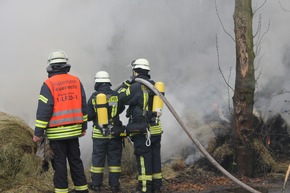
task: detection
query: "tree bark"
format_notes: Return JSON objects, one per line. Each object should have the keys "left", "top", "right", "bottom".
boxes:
{"left": 233, "top": 0, "right": 256, "bottom": 177}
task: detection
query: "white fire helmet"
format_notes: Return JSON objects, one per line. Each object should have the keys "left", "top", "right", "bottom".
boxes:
{"left": 47, "top": 50, "right": 69, "bottom": 64}
{"left": 131, "top": 58, "right": 150, "bottom": 71}
{"left": 94, "top": 71, "right": 111, "bottom": 83}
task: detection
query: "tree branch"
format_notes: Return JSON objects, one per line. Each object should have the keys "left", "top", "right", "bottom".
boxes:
{"left": 215, "top": 0, "right": 235, "bottom": 42}
{"left": 216, "top": 34, "right": 234, "bottom": 92}
{"left": 253, "top": 0, "right": 267, "bottom": 16}
{"left": 279, "top": 1, "right": 290, "bottom": 12}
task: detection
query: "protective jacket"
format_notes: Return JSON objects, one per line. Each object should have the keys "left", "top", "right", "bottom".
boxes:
{"left": 119, "top": 74, "right": 163, "bottom": 193}
{"left": 34, "top": 71, "right": 88, "bottom": 140}
{"left": 87, "top": 83, "right": 125, "bottom": 189}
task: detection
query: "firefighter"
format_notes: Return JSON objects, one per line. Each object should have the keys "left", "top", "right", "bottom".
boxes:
{"left": 87, "top": 71, "right": 125, "bottom": 193}
{"left": 32, "top": 50, "right": 89, "bottom": 193}
{"left": 119, "top": 59, "right": 163, "bottom": 193}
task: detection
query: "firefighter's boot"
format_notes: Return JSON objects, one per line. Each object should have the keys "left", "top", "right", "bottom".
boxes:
{"left": 88, "top": 183, "right": 101, "bottom": 192}
{"left": 152, "top": 189, "right": 161, "bottom": 193}
{"left": 111, "top": 186, "right": 121, "bottom": 193}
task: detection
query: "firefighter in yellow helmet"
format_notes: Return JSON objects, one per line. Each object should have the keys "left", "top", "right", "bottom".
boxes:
{"left": 87, "top": 71, "right": 125, "bottom": 193}
{"left": 119, "top": 59, "right": 164, "bottom": 193}
{"left": 33, "top": 50, "right": 89, "bottom": 193}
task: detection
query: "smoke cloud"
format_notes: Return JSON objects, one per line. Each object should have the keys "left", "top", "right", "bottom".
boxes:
{"left": 1, "top": 0, "right": 290, "bottom": 164}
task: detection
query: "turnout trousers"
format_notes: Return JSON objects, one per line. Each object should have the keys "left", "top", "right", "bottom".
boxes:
{"left": 131, "top": 134, "right": 162, "bottom": 193}
{"left": 50, "top": 138, "right": 88, "bottom": 193}
{"left": 90, "top": 137, "right": 123, "bottom": 188}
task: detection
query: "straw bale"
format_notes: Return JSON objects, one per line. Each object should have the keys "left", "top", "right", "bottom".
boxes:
{"left": 0, "top": 112, "right": 53, "bottom": 192}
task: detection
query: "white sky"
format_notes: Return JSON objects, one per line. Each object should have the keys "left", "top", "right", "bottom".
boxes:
{"left": 1, "top": 0, "right": 290, "bottom": 163}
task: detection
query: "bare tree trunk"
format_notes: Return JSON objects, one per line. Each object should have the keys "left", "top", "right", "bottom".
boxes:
{"left": 233, "top": 0, "right": 256, "bottom": 177}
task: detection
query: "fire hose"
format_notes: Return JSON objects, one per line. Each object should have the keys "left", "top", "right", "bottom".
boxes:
{"left": 134, "top": 78, "right": 261, "bottom": 193}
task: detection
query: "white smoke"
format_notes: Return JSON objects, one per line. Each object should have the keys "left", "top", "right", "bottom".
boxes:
{"left": 1, "top": 0, "right": 290, "bottom": 164}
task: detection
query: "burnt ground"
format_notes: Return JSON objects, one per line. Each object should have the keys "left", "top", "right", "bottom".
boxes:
{"left": 84, "top": 172, "right": 285, "bottom": 193}
{"left": 160, "top": 173, "right": 284, "bottom": 193}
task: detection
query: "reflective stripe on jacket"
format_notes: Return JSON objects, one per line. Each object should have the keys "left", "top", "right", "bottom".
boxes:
{"left": 45, "top": 74, "right": 84, "bottom": 139}
{"left": 47, "top": 123, "right": 83, "bottom": 140}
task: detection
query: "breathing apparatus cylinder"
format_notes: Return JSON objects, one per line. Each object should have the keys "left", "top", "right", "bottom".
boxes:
{"left": 96, "top": 93, "right": 108, "bottom": 125}
{"left": 152, "top": 81, "right": 165, "bottom": 117}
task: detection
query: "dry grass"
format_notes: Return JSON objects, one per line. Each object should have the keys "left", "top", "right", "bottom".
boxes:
{"left": 0, "top": 112, "right": 53, "bottom": 193}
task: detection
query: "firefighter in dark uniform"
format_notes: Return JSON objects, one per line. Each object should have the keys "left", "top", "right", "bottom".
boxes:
{"left": 87, "top": 71, "right": 125, "bottom": 193}
{"left": 119, "top": 59, "right": 163, "bottom": 193}
{"left": 33, "top": 50, "right": 89, "bottom": 193}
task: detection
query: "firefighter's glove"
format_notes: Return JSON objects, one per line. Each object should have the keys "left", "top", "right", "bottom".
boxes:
{"left": 122, "top": 77, "right": 134, "bottom": 89}
{"left": 118, "top": 77, "right": 134, "bottom": 93}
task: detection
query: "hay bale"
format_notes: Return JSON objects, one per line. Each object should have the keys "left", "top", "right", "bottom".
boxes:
{"left": 253, "top": 139, "right": 288, "bottom": 173}
{"left": 0, "top": 112, "right": 52, "bottom": 192}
